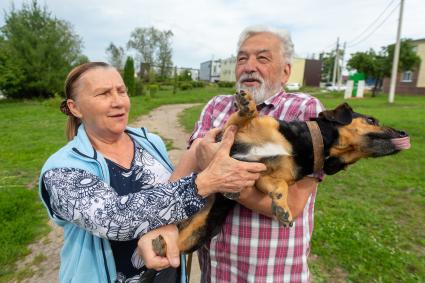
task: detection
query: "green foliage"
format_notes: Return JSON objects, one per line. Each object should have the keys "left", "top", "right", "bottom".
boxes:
{"left": 179, "top": 94, "right": 425, "bottom": 282}
{"left": 191, "top": 81, "right": 206, "bottom": 88}
{"left": 0, "top": 0, "right": 85, "bottom": 98}
{"left": 123, "top": 56, "right": 135, "bottom": 96}
{"left": 127, "top": 26, "right": 173, "bottom": 80}
{"left": 134, "top": 79, "right": 144, "bottom": 96}
{"left": 178, "top": 69, "right": 193, "bottom": 81}
{"left": 347, "top": 40, "right": 420, "bottom": 96}
{"left": 217, "top": 81, "right": 235, "bottom": 88}
{"left": 179, "top": 82, "right": 193, "bottom": 91}
{"left": 105, "top": 42, "right": 125, "bottom": 71}
{"left": 384, "top": 39, "right": 421, "bottom": 73}
{"left": 148, "top": 84, "right": 159, "bottom": 97}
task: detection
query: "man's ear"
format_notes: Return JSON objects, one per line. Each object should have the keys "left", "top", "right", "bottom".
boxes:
{"left": 67, "top": 99, "right": 83, "bottom": 118}
{"left": 319, "top": 103, "right": 352, "bottom": 125}
{"left": 281, "top": 63, "right": 291, "bottom": 85}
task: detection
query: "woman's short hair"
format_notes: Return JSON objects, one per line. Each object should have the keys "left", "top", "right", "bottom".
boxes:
{"left": 62, "top": 62, "right": 111, "bottom": 141}
{"left": 237, "top": 25, "right": 294, "bottom": 64}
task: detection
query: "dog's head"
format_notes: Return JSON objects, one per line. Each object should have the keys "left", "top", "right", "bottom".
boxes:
{"left": 317, "top": 103, "right": 410, "bottom": 175}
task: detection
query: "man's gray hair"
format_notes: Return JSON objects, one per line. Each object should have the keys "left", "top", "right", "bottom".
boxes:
{"left": 237, "top": 25, "right": 294, "bottom": 64}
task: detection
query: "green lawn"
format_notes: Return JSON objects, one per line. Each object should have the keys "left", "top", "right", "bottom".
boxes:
{"left": 0, "top": 85, "right": 232, "bottom": 281}
{"left": 179, "top": 93, "right": 425, "bottom": 282}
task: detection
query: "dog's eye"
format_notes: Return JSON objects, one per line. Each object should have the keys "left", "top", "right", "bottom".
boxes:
{"left": 367, "top": 117, "right": 378, "bottom": 125}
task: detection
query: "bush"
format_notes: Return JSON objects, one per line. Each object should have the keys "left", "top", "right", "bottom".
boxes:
{"left": 217, "top": 81, "right": 235, "bottom": 88}
{"left": 148, "top": 84, "right": 159, "bottom": 97}
{"left": 134, "top": 79, "right": 144, "bottom": 96}
{"left": 191, "top": 81, "right": 205, "bottom": 88}
{"left": 179, "top": 82, "right": 193, "bottom": 91}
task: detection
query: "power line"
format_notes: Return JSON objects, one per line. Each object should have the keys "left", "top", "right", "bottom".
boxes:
{"left": 347, "top": 2, "right": 400, "bottom": 48}
{"left": 346, "top": 0, "right": 398, "bottom": 45}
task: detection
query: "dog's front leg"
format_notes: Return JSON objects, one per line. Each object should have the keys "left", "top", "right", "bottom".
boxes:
{"left": 224, "top": 90, "right": 258, "bottom": 130}
{"left": 256, "top": 176, "right": 293, "bottom": 227}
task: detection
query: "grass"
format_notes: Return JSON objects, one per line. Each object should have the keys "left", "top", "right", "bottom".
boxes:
{"left": 0, "top": 85, "right": 233, "bottom": 281}
{"left": 178, "top": 92, "right": 425, "bottom": 282}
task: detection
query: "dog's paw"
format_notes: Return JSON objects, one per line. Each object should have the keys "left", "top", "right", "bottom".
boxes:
{"left": 271, "top": 197, "right": 293, "bottom": 228}
{"left": 235, "top": 90, "right": 256, "bottom": 118}
{"left": 152, "top": 235, "right": 167, "bottom": 257}
{"left": 223, "top": 192, "right": 240, "bottom": 200}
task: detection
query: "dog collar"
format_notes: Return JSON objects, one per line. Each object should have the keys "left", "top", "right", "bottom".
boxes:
{"left": 306, "top": 121, "right": 324, "bottom": 172}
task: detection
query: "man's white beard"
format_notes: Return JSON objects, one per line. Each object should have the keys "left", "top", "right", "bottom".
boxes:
{"left": 236, "top": 73, "right": 282, "bottom": 104}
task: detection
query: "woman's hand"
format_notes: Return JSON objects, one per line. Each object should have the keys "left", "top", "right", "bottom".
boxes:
{"left": 137, "top": 225, "right": 180, "bottom": 271}
{"left": 195, "top": 126, "right": 267, "bottom": 197}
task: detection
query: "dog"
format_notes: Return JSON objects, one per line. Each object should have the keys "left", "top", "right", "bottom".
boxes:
{"left": 153, "top": 90, "right": 411, "bottom": 257}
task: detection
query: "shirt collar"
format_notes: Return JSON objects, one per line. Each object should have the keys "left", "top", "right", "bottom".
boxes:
{"left": 258, "top": 90, "right": 290, "bottom": 110}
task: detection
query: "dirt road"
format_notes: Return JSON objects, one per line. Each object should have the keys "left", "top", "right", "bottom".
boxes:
{"left": 16, "top": 103, "right": 201, "bottom": 283}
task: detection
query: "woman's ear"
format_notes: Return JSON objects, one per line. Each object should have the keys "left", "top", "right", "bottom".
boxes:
{"left": 67, "top": 99, "right": 82, "bottom": 118}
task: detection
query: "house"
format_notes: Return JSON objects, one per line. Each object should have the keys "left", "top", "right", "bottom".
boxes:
{"left": 383, "top": 38, "right": 425, "bottom": 95}
{"left": 200, "top": 60, "right": 221, "bottom": 82}
{"left": 220, "top": 56, "right": 236, "bottom": 82}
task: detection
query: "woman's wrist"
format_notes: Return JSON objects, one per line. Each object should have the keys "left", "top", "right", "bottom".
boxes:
{"left": 193, "top": 171, "right": 210, "bottom": 198}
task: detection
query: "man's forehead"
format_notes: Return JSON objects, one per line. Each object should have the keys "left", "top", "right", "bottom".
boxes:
{"left": 238, "top": 33, "right": 282, "bottom": 53}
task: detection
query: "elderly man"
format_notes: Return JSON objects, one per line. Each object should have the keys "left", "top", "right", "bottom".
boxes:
{"left": 189, "top": 26, "right": 324, "bottom": 282}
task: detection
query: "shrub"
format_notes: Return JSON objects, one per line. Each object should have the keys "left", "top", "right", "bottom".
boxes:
{"left": 134, "top": 79, "right": 144, "bottom": 96}
{"left": 191, "top": 81, "right": 205, "bottom": 88}
{"left": 217, "top": 81, "right": 235, "bottom": 88}
{"left": 148, "top": 84, "right": 159, "bottom": 97}
{"left": 123, "top": 56, "right": 135, "bottom": 96}
{"left": 179, "top": 82, "right": 193, "bottom": 91}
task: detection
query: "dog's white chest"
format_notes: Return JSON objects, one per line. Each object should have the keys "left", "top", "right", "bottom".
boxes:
{"left": 232, "top": 143, "right": 290, "bottom": 161}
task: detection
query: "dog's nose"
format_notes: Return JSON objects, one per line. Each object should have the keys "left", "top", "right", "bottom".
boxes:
{"left": 398, "top": 130, "right": 408, "bottom": 137}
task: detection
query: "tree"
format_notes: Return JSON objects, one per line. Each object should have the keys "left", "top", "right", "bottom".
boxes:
{"left": 383, "top": 39, "right": 421, "bottom": 76}
{"left": 0, "top": 0, "right": 86, "bottom": 98}
{"left": 347, "top": 39, "right": 421, "bottom": 96}
{"left": 319, "top": 51, "right": 336, "bottom": 83}
{"left": 127, "top": 27, "right": 159, "bottom": 67}
{"left": 127, "top": 26, "right": 173, "bottom": 81}
{"left": 123, "top": 56, "right": 135, "bottom": 96}
{"left": 105, "top": 42, "right": 125, "bottom": 71}
{"left": 156, "top": 30, "right": 173, "bottom": 80}
{"left": 347, "top": 49, "right": 384, "bottom": 96}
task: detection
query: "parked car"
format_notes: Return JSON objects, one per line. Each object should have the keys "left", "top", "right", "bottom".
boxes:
{"left": 325, "top": 83, "right": 346, "bottom": 92}
{"left": 285, "top": 82, "right": 300, "bottom": 91}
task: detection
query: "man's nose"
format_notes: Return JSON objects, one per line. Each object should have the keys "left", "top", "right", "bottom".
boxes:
{"left": 243, "top": 57, "right": 257, "bottom": 73}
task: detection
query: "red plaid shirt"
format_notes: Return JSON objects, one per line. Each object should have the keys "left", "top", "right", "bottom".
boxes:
{"left": 189, "top": 91, "right": 325, "bottom": 283}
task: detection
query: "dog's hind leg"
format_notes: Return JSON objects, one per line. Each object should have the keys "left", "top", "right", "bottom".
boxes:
{"left": 256, "top": 176, "right": 293, "bottom": 227}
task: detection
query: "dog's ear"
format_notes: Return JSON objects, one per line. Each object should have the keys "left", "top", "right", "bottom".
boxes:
{"left": 323, "top": 157, "right": 347, "bottom": 175}
{"left": 319, "top": 103, "right": 353, "bottom": 125}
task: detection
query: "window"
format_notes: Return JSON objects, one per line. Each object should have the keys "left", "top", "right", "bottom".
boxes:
{"left": 401, "top": 71, "right": 413, "bottom": 82}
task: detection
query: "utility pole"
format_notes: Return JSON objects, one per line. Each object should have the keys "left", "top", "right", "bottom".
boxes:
{"left": 388, "top": 0, "right": 405, "bottom": 103}
{"left": 332, "top": 37, "right": 340, "bottom": 86}
{"left": 337, "top": 41, "right": 347, "bottom": 89}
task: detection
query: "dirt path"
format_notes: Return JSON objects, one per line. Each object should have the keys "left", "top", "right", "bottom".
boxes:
{"left": 15, "top": 103, "right": 201, "bottom": 283}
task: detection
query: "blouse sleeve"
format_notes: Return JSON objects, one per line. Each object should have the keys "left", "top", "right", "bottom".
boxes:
{"left": 42, "top": 167, "right": 206, "bottom": 241}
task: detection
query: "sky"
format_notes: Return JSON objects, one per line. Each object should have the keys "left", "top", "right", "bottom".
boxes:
{"left": 1, "top": 0, "right": 424, "bottom": 69}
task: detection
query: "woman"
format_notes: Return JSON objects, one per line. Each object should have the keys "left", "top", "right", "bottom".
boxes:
{"left": 39, "top": 62, "right": 265, "bottom": 283}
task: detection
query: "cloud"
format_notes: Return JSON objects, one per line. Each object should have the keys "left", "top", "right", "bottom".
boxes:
{"left": 1, "top": 0, "right": 424, "bottom": 68}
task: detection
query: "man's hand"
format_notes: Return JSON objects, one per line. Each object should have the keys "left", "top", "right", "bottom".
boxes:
{"left": 194, "top": 128, "right": 222, "bottom": 171}
{"left": 195, "top": 126, "right": 267, "bottom": 197}
{"left": 137, "top": 225, "right": 180, "bottom": 271}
